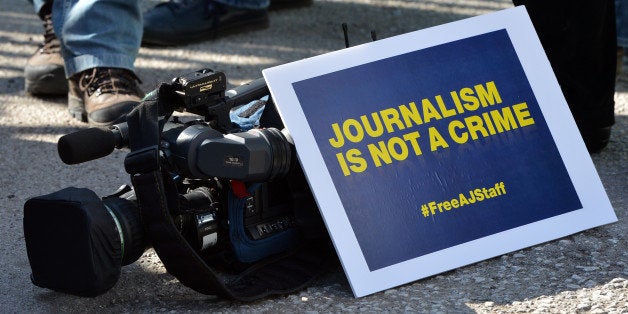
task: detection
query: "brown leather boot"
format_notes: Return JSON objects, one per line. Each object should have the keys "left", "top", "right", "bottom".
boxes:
{"left": 68, "top": 68, "right": 143, "bottom": 126}
{"left": 24, "top": 13, "right": 68, "bottom": 95}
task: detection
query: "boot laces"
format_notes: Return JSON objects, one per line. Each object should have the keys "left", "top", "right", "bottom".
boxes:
{"left": 40, "top": 14, "right": 60, "bottom": 54}
{"left": 80, "top": 68, "right": 141, "bottom": 97}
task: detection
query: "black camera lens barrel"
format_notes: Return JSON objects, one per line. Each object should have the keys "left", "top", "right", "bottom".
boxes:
{"left": 191, "top": 126, "right": 293, "bottom": 182}
{"left": 253, "top": 128, "right": 292, "bottom": 181}
{"left": 102, "top": 197, "right": 147, "bottom": 266}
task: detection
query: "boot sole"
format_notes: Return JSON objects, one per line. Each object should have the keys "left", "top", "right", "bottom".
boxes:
{"left": 88, "top": 105, "right": 136, "bottom": 128}
{"left": 142, "top": 15, "right": 270, "bottom": 47}
{"left": 68, "top": 92, "right": 87, "bottom": 123}
{"left": 25, "top": 67, "right": 68, "bottom": 96}
{"left": 86, "top": 101, "right": 140, "bottom": 127}
{"left": 69, "top": 95, "right": 138, "bottom": 127}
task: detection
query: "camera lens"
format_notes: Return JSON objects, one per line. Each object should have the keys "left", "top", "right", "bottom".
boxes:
{"left": 255, "top": 127, "right": 292, "bottom": 182}
{"left": 102, "top": 197, "right": 147, "bottom": 266}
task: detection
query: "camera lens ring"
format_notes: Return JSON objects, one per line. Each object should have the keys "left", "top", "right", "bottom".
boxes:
{"left": 102, "top": 197, "right": 147, "bottom": 266}
{"left": 257, "top": 128, "right": 291, "bottom": 181}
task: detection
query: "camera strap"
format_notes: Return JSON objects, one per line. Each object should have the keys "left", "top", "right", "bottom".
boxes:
{"left": 124, "top": 83, "right": 330, "bottom": 301}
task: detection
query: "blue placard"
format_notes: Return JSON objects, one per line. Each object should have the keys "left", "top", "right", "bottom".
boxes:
{"left": 292, "top": 29, "right": 581, "bottom": 271}
{"left": 263, "top": 6, "right": 616, "bottom": 297}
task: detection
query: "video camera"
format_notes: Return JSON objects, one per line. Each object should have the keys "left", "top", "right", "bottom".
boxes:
{"left": 23, "top": 69, "right": 329, "bottom": 300}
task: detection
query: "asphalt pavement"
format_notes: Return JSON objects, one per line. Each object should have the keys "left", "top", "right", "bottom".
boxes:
{"left": 0, "top": 0, "right": 625, "bottom": 312}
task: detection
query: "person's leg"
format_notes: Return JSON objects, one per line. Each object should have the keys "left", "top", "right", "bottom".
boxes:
{"left": 141, "top": 0, "right": 272, "bottom": 46}
{"left": 24, "top": 0, "right": 68, "bottom": 95}
{"left": 30, "top": 0, "right": 50, "bottom": 18}
{"left": 616, "top": 0, "right": 628, "bottom": 77}
{"left": 513, "top": 0, "right": 617, "bottom": 153}
{"left": 617, "top": 0, "right": 628, "bottom": 48}
{"left": 53, "top": 0, "right": 142, "bottom": 76}
{"left": 53, "top": 0, "right": 144, "bottom": 126}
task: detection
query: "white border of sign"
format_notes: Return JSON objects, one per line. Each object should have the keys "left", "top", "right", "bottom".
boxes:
{"left": 262, "top": 6, "right": 617, "bottom": 297}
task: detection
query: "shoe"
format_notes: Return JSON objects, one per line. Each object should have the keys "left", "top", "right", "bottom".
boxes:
{"left": 68, "top": 68, "right": 144, "bottom": 126}
{"left": 142, "top": 0, "right": 269, "bottom": 46}
{"left": 24, "top": 13, "right": 68, "bottom": 96}
{"left": 581, "top": 126, "right": 611, "bottom": 153}
{"left": 269, "top": 0, "right": 313, "bottom": 10}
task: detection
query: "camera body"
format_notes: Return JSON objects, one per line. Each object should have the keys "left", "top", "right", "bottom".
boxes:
{"left": 152, "top": 116, "right": 298, "bottom": 248}
{"left": 23, "top": 69, "right": 325, "bottom": 298}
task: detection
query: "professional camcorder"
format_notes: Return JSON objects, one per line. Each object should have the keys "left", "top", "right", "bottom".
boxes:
{"left": 23, "top": 69, "right": 330, "bottom": 300}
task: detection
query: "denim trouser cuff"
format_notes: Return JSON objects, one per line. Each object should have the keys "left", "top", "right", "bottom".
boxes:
{"left": 64, "top": 53, "right": 136, "bottom": 78}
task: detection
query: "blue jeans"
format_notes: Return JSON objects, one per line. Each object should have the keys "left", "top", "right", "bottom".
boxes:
{"left": 31, "top": 0, "right": 141, "bottom": 77}
{"left": 31, "top": 0, "right": 267, "bottom": 78}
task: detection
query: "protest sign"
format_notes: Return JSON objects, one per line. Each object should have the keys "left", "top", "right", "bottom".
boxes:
{"left": 262, "top": 6, "right": 617, "bottom": 297}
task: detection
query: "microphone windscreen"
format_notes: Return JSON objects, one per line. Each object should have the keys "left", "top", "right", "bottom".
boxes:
{"left": 58, "top": 128, "right": 116, "bottom": 164}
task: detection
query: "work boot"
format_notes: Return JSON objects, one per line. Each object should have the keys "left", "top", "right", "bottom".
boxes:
{"left": 24, "top": 13, "right": 68, "bottom": 96}
{"left": 142, "top": 0, "right": 269, "bottom": 46}
{"left": 68, "top": 68, "right": 143, "bottom": 126}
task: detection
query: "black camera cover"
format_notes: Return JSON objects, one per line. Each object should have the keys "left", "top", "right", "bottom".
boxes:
{"left": 23, "top": 187, "right": 123, "bottom": 297}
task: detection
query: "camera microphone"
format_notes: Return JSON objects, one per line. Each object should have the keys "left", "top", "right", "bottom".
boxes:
{"left": 57, "top": 126, "right": 125, "bottom": 164}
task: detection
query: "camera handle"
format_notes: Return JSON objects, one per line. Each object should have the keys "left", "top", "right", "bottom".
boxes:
{"left": 125, "top": 82, "right": 328, "bottom": 301}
